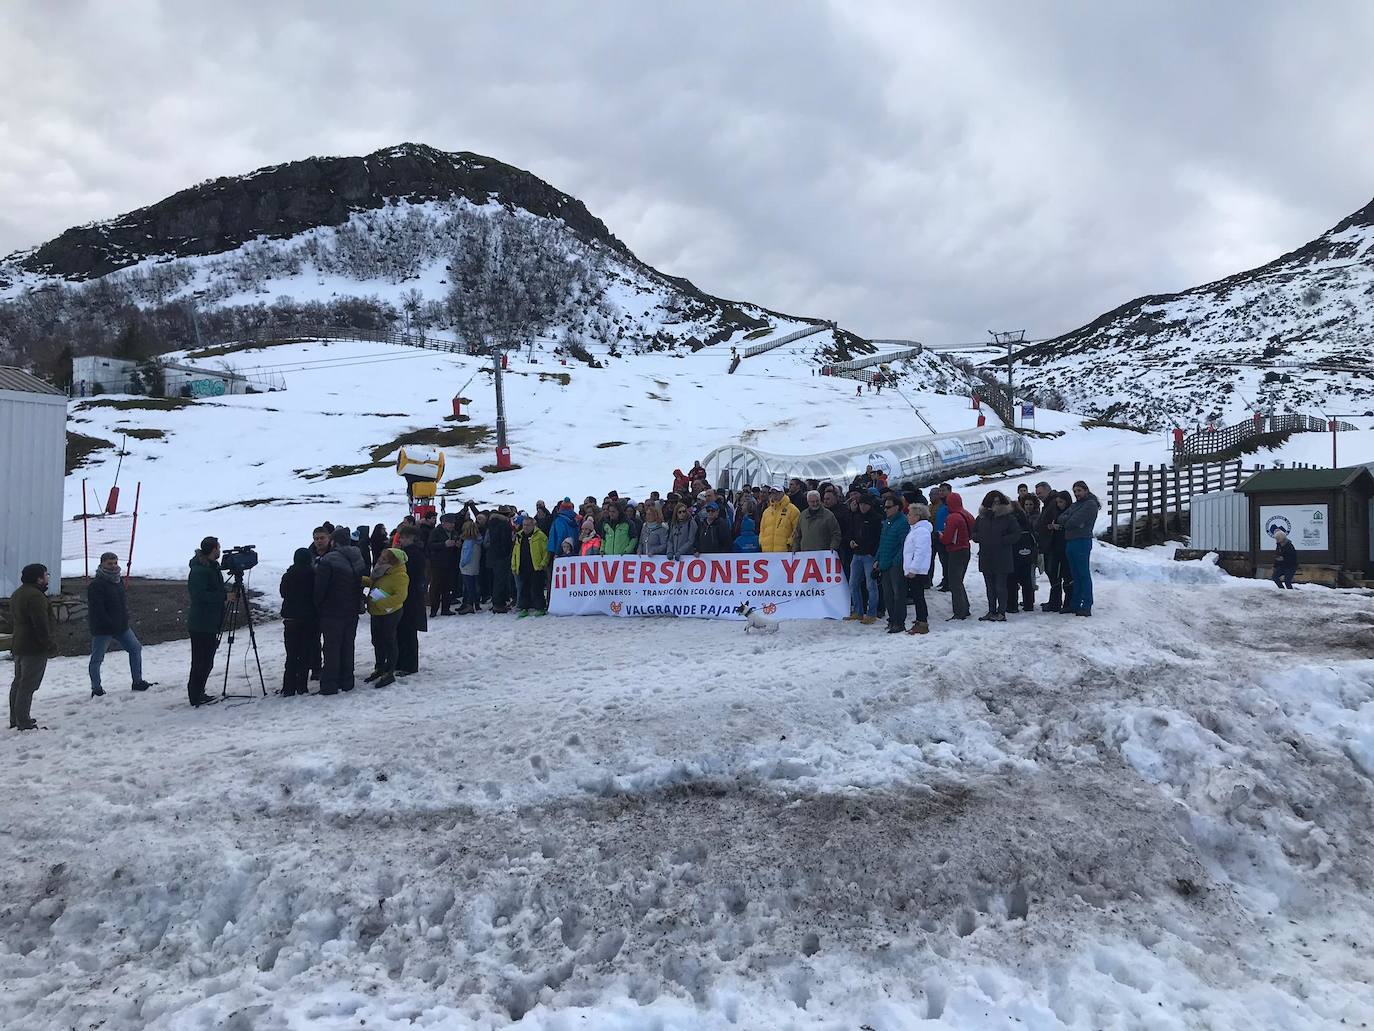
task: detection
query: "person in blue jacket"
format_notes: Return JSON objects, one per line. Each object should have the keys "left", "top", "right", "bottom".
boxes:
{"left": 733, "top": 515, "right": 761, "bottom": 553}
{"left": 875, "top": 496, "right": 910, "bottom": 634}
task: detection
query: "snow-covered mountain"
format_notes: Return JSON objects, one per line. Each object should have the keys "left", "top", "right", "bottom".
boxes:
{"left": 1019, "top": 195, "right": 1374, "bottom": 430}
{"left": 0, "top": 143, "right": 869, "bottom": 371}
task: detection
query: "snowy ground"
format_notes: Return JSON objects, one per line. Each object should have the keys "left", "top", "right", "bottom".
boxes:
{"left": 3, "top": 547, "right": 1374, "bottom": 1029}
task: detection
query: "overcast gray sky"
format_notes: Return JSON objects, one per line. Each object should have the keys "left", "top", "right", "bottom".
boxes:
{"left": 3, "top": 0, "right": 1372, "bottom": 342}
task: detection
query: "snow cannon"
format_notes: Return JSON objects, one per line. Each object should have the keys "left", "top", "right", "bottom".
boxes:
{"left": 397, "top": 446, "right": 446, "bottom": 511}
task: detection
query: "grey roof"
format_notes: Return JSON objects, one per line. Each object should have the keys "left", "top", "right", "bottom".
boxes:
{"left": 1239, "top": 466, "right": 1374, "bottom": 493}
{"left": 0, "top": 366, "right": 65, "bottom": 396}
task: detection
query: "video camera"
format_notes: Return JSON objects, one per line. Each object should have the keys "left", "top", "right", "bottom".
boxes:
{"left": 220, "top": 545, "right": 259, "bottom": 575}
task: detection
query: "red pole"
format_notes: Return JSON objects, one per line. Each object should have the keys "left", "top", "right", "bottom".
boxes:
{"left": 126, "top": 482, "right": 142, "bottom": 584}
{"left": 82, "top": 478, "right": 90, "bottom": 579}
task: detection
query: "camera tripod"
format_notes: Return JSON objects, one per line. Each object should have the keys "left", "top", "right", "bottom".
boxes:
{"left": 220, "top": 570, "right": 267, "bottom": 699}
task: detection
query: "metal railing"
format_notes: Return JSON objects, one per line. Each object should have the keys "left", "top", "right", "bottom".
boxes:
{"left": 741, "top": 322, "right": 833, "bottom": 359}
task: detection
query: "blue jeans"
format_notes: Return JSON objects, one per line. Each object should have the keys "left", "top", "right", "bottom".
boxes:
{"left": 461, "top": 574, "right": 480, "bottom": 607}
{"left": 850, "top": 554, "right": 877, "bottom": 616}
{"left": 1066, "top": 538, "right": 1093, "bottom": 612}
{"left": 90, "top": 628, "right": 143, "bottom": 691}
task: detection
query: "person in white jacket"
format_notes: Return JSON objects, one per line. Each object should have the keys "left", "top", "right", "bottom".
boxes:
{"left": 902, "top": 502, "right": 934, "bottom": 635}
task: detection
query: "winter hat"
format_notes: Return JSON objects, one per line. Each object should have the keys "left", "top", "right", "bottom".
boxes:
{"left": 1273, "top": 529, "right": 1288, "bottom": 541}
{"left": 857, "top": 495, "right": 873, "bottom": 507}
{"left": 331, "top": 527, "right": 353, "bottom": 548}
{"left": 292, "top": 547, "right": 312, "bottom": 568}
{"left": 581, "top": 517, "right": 596, "bottom": 533}
{"left": 705, "top": 502, "right": 719, "bottom": 511}
{"left": 440, "top": 512, "right": 458, "bottom": 525}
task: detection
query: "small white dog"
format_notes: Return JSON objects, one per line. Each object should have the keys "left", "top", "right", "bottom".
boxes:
{"left": 736, "top": 600, "right": 779, "bottom": 633}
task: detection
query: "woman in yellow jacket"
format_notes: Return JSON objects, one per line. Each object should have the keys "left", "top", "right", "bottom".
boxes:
{"left": 511, "top": 516, "right": 550, "bottom": 616}
{"left": 759, "top": 488, "right": 800, "bottom": 552}
{"left": 362, "top": 547, "right": 408, "bottom": 687}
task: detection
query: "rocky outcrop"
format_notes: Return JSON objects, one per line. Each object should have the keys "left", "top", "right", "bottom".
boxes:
{"left": 15, "top": 143, "right": 633, "bottom": 281}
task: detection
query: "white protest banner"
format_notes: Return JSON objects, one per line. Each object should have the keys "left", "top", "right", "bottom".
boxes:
{"left": 548, "top": 550, "right": 849, "bottom": 619}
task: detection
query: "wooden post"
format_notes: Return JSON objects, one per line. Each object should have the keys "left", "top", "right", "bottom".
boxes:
{"left": 1129, "top": 462, "right": 1141, "bottom": 547}
{"left": 1171, "top": 465, "right": 1181, "bottom": 535}
{"left": 1109, "top": 463, "right": 1120, "bottom": 543}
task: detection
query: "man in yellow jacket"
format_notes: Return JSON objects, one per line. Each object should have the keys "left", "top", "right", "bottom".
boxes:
{"left": 362, "top": 547, "right": 408, "bottom": 687}
{"left": 511, "top": 515, "right": 550, "bottom": 616}
{"left": 759, "top": 487, "right": 800, "bottom": 552}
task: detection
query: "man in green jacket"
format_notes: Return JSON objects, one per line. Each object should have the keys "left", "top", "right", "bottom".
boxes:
{"left": 10, "top": 563, "right": 57, "bottom": 730}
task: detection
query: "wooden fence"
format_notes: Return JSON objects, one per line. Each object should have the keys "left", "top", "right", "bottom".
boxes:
{"left": 1105, "top": 459, "right": 1317, "bottom": 546}
{"left": 1173, "top": 413, "right": 1356, "bottom": 466}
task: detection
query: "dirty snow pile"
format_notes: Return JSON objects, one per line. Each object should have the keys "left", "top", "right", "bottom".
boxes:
{"left": 3, "top": 549, "right": 1373, "bottom": 1029}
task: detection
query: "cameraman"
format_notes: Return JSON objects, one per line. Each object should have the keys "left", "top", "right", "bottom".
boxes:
{"left": 314, "top": 526, "right": 365, "bottom": 695}
{"left": 186, "top": 536, "right": 226, "bottom": 707}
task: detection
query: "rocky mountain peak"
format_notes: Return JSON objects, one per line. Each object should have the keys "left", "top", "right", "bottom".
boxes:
{"left": 12, "top": 143, "right": 629, "bottom": 282}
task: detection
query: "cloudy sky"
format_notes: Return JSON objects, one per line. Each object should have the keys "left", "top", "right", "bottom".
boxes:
{"left": 3, "top": 1, "right": 1372, "bottom": 342}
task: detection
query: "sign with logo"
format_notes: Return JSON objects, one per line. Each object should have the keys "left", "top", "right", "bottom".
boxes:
{"left": 1260, "top": 504, "right": 1328, "bottom": 551}
{"left": 863, "top": 449, "right": 902, "bottom": 481}
{"left": 1021, "top": 403, "right": 1035, "bottom": 419}
{"left": 549, "top": 551, "right": 849, "bottom": 619}
{"left": 189, "top": 378, "right": 226, "bottom": 398}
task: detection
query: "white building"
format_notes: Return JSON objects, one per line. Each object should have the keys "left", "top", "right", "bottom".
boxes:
{"left": 72, "top": 356, "right": 281, "bottom": 398}
{"left": 0, "top": 367, "right": 66, "bottom": 596}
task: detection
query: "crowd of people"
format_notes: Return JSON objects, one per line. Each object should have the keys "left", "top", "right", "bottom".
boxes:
{"left": 6, "top": 463, "right": 1106, "bottom": 726}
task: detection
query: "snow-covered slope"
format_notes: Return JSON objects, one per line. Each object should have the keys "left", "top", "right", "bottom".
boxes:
{"left": 62, "top": 334, "right": 1374, "bottom": 583}
{"left": 1019, "top": 195, "right": 1374, "bottom": 429}
{"left": 60, "top": 337, "right": 995, "bottom": 579}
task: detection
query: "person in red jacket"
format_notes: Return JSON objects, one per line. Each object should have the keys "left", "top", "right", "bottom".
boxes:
{"left": 939, "top": 491, "right": 974, "bottom": 619}
{"left": 672, "top": 469, "right": 689, "bottom": 494}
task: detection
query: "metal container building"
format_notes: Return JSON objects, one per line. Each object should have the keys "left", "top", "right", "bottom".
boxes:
{"left": 0, "top": 367, "right": 67, "bottom": 596}
{"left": 702, "top": 427, "right": 1033, "bottom": 492}
{"left": 1187, "top": 489, "right": 1249, "bottom": 552}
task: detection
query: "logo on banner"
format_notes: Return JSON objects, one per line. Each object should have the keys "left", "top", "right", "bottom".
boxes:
{"left": 609, "top": 601, "right": 622, "bottom": 614}
{"left": 1265, "top": 515, "right": 1292, "bottom": 539}
{"left": 866, "top": 452, "right": 894, "bottom": 477}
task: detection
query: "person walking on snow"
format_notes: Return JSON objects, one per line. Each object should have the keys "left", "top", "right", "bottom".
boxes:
{"left": 1272, "top": 529, "right": 1298, "bottom": 589}
{"left": 88, "top": 552, "right": 153, "bottom": 697}
{"left": 9, "top": 564, "right": 56, "bottom": 730}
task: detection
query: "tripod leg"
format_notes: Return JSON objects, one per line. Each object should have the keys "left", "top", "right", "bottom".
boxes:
{"left": 241, "top": 585, "right": 267, "bottom": 697}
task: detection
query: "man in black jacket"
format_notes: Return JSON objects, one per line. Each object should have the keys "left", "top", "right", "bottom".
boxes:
{"left": 427, "top": 513, "right": 458, "bottom": 617}
{"left": 314, "top": 528, "right": 365, "bottom": 695}
{"left": 485, "top": 509, "right": 515, "bottom": 612}
{"left": 87, "top": 552, "right": 152, "bottom": 698}
{"left": 696, "top": 503, "right": 733, "bottom": 553}
{"left": 396, "top": 524, "right": 428, "bottom": 674}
